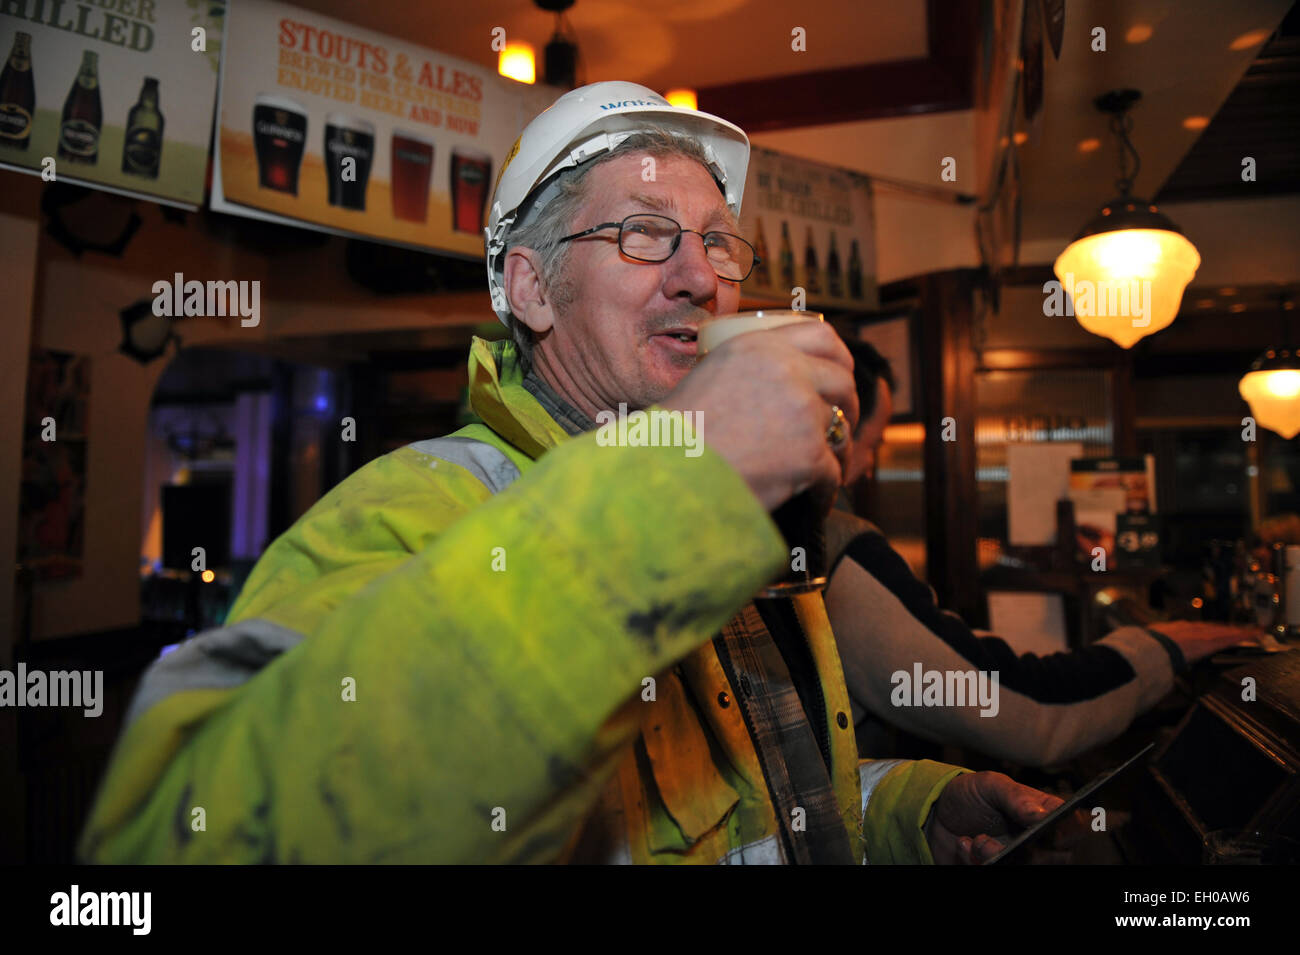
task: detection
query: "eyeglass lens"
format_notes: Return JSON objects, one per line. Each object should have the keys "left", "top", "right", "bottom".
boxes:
{"left": 619, "top": 214, "right": 753, "bottom": 281}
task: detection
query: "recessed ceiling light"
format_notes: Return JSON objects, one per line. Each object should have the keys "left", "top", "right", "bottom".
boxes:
{"left": 1182, "top": 116, "right": 1210, "bottom": 130}
{"left": 1077, "top": 138, "right": 1101, "bottom": 152}
{"left": 1126, "top": 24, "right": 1153, "bottom": 43}
{"left": 1230, "top": 29, "right": 1270, "bottom": 51}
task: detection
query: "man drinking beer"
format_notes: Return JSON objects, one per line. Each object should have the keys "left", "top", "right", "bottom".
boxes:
{"left": 82, "top": 82, "right": 1062, "bottom": 865}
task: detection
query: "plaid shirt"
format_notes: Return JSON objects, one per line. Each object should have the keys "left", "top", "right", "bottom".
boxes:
{"left": 526, "top": 368, "right": 854, "bottom": 863}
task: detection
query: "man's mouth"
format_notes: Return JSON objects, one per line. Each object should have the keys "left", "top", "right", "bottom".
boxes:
{"left": 651, "top": 327, "right": 699, "bottom": 357}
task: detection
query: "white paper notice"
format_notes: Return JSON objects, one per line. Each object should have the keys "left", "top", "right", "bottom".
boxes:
{"left": 1007, "top": 442, "right": 1083, "bottom": 546}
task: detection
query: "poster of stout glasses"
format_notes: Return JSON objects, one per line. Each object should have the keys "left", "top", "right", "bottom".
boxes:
{"left": 211, "top": 0, "right": 560, "bottom": 258}
{"left": 0, "top": 1, "right": 224, "bottom": 208}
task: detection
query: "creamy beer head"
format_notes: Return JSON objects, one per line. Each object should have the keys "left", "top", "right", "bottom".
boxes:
{"left": 697, "top": 309, "right": 824, "bottom": 354}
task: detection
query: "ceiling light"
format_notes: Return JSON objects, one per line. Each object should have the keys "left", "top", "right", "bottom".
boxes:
{"left": 537, "top": 0, "right": 578, "bottom": 89}
{"left": 1053, "top": 89, "right": 1200, "bottom": 348}
{"left": 665, "top": 89, "right": 698, "bottom": 110}
{"left": 1230, "top": 29, "right": 1271, "bottom": 51}
{"left": 498, "top": 42, "right": 536, "bottom": 84}
{"left": 1240, "top": 298, "right": 1300, "bottom": 439}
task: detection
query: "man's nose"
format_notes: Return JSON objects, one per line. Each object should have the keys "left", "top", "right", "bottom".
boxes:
{"left": 663, "top": 232, "right": 720, "bottom": 304}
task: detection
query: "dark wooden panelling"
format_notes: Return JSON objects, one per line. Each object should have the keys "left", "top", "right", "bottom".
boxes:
{"left": 921, "top": 269, "right": 981, "bottom": 622}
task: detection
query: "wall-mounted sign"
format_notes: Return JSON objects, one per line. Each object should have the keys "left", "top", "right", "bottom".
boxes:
{"left": 0, "top": 1, "right": 224, "bottom": 208}
{"left": 739, "top": 146, "right": 878, "bottom": 311}
{"left": 210, "top": 0, "right": 559, "bottom": 258}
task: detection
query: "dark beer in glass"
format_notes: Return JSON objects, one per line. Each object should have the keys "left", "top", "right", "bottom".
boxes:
{"left": 451, "top": 147, "right": 491, "bottom": 233}
{"left": 390, "top": 129, "right": 433, "bottom": 223}
{"left": 697, "top": 310, "right": 832, "bottom": 597}
{"left": 253, "top": 94, "right": 307, "bottom": 195}
{"left": 324, "top": 113, "right": 374, "bottom": 211}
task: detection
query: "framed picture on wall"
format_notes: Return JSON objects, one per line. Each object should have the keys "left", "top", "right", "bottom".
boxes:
{"left": 856, "top": 312, "right": 919, "bottom": 421}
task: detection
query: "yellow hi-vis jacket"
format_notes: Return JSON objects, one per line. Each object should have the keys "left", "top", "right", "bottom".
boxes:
{"left": 79, "top": 338, "right": 966, "bottom": 864}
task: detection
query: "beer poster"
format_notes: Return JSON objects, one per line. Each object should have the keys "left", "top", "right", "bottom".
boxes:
{"left": 211, "top": 0, "right": 560, "bottom": 258}
{"left": 0, "top": 1, "right": 224, "bottom": 208}
{"left": 740, "top": 146, "right": 879, "bottom": 312}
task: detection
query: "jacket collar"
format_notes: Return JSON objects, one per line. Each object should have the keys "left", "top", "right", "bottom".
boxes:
{"left": 467, "top": 337, "right": 571, "bottom": 460}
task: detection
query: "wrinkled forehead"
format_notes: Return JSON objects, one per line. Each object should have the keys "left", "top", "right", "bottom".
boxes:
{"left": 583, "top": 153, "right": 739, "bottom": 230}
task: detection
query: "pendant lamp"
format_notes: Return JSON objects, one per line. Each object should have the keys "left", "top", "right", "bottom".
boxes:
{"left": 1240, "top": 297, "right": 1300, "bottom": 439}
{"left": 1054, "top": 90, "right": 1200, "bottom": 348}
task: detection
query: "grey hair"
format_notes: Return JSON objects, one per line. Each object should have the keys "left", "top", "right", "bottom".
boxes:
{"left": 502, "top": 127, "right": 726, "bottom": 370}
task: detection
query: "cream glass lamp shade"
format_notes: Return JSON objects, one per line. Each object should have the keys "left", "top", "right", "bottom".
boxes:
{"left": 1053, "top": 199, "right": 1200, "bottom": 349}
{"left": 1240, "top": 349, "right": 1300, "bottom": 440}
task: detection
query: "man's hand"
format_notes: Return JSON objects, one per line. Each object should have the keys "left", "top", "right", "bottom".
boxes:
{"left": 660, "top": 321, "right": 859, "bottom": 512}
{"left": 1146, "top": 620, "right": 1264, "bottom": 664}
{"left": 925, "top": 772, "right": 1063, "bottom": 865}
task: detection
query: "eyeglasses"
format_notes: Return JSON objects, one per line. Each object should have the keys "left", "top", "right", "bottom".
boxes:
{"left": 558, "top": 213, "right": 759, "bottom": 283}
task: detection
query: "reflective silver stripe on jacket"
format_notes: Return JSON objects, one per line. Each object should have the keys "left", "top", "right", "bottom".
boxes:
{"left": 407, "top": 436, "right": 521, "bottom": 494}
{"left": 717, "top": 834, "right": 782, "bottom": 865}
{"left": 858, "top": 759, "right": 905, "bottom": 865}
{"left": 124, "top": 618, "right": 307, "bottom": 728}
{"left": 859, "top": 759, "right": 905, "bottom": 815}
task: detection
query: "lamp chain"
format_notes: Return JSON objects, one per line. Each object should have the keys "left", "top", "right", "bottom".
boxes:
{"left": 1109, "top": 110, "right": 1141, "bottom": 197}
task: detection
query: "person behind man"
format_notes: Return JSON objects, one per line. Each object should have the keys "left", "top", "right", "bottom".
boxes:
{"left": 827, "top": 339, "right": 1255, "bottom": 766}
{"left": 80, "top": 82, "right": 1064, "bottom": 865}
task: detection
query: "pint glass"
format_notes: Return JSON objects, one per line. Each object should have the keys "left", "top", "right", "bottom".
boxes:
{"left": 390, "top": 129, "right": 434, "bottom": 223}
{"left": 450, "top": 147, "right": 491, "bottom": 233}
{"left": 697, "top": 310, "right": 833, "bottom": 597}
{"left": 253, "top": 94, "right": 307, "bottom": 195}
{"left": 324, "top": 114, "right": 375, "bottom": 210}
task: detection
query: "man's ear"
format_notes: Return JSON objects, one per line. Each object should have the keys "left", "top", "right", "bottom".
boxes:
{"left": 503, "top": 247, "right": 556, "bottom": 335}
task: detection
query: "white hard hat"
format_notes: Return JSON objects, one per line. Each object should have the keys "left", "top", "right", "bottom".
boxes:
{"left": 485, "top": 80, "right": 750, "bottom": 325}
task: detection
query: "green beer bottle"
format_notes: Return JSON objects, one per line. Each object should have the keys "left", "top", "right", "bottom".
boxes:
{"left": 122, "top": 77, "right": 164, "bottom": 178}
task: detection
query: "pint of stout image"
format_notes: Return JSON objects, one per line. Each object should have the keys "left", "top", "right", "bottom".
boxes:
{"left": 450, "top": 146, "right": 492, "bottom": 233}
{"left": 324, "top": 113, "right": 375, "bottom": 211}
{"left": 390, "top": 129, "right": 434, "bottom": 223}
{"left": 252, "top": 94, "right": 307, "bottom": 195}
{"left": 697, "top": 310, "right": 832, "bottom": 597}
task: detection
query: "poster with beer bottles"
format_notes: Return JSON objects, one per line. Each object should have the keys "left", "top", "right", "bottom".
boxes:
{"left": 739, "top": 146, "right": 879, "bottom": 312}
{"left": 210, "top": 0, "right": 560, "bottom": 259}
{"left": 0, "top": 2, "right": 224, "bottom": 207}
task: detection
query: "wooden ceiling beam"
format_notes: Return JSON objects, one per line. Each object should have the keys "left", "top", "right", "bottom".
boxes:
{"left": 696, "top": 0, "right": 977, "bottom": 133}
